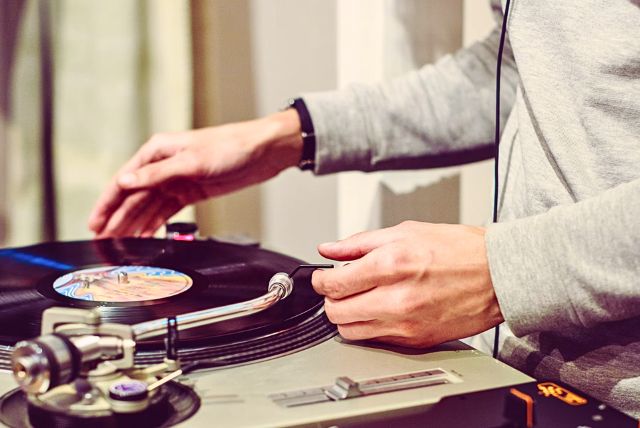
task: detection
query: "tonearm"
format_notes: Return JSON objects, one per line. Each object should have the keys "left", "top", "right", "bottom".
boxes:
{"left": 11, "top": 270, "right": 301, "bottom": 395}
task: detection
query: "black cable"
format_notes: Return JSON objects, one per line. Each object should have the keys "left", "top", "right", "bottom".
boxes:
{"left": 289, "top": 264, "right": 334, "bottom": 278}
{"left": 492, "top": 0, "right": 511, "bottom": 360}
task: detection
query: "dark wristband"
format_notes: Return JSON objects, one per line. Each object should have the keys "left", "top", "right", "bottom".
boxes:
{"left": 286, "top": 98, "right": 316, "bottom": 171}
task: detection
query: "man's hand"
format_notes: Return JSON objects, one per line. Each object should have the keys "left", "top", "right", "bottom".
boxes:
{"left": 88, "top": 110, "right": 302, "bottom": 238}
{"left": 312, "top": 221, "right": 503, "bottom": 348}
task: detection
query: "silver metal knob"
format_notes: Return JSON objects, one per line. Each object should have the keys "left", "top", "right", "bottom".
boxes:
{"left": 268, "top": 272, "right": 294, "bottom": 298}
{"left": 12, "top": 335, "right": 76, "bottom": 394}
{"left": 325, "top": 377, "right": 363, "bottom": 401}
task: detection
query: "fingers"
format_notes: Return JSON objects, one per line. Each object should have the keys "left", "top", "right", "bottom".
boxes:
{"left": 325, "top": 293, "right": 435, "bottom": 347}
{"left": 88, "top": 133, "right": 186, "bottom": 235}
{"left": 336, "top": 321, "right": 389, "bottom": 342}
{"left": 117, "top": 155, "right": 191, "bottom": 191}
{"left": 312, "top": 245, "right": 405, "bottom": 299}
{"left": 117, "top": 132, "right": 187, "bottom": 179}
{"left": 318, "top": 227, "right": 400, "bottom": 261}
{"left": 322, "top": 280, "right": 410, "bottom": 325}
{"left": 138, "top": 199, "right": 183, "bottom": 237}
{"left": 89, "top": 157, "right": 189, "bottom": 236}
{"left": 323, "top": 294, "right": 378, "bottom": 325}
{"left": 312, "top": 261, "right": 373, "bottom": 299}
{"left": 88, "top": 179, "right": 128, "bottom": 234}
{"left": 96, "top": 191, "right": 154, "bottom": 238}
{"left": 97, "top": 188, "right": 186, "bottom": 238}
{"left": 119, "top": 198, "right": 164, "bottom": 238}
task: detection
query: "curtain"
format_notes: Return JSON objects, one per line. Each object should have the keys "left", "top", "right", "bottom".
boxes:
{"left": 1, "top": 0, "right": 192, "bottom": 247}
{"left": 2, "top": 0, "right": 43, "bottom": 246}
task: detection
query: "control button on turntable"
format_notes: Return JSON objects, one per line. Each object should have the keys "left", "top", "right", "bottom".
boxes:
{"left": 166, "top": 222, "right": 198, "bottom": 241}
{"left": 109, "top": 380, "right": 149, "bottom": 401}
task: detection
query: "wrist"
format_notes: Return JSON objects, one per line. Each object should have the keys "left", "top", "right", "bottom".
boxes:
{"left": 260, "top": 109, "right": 303, "bottom": 169}
{"left": 284, "top": 98, "right": 316, "bottom": 170}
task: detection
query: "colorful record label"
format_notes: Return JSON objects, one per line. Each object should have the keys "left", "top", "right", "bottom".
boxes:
{"left": 53, "top": 266, "right": 193, "bottom": 302}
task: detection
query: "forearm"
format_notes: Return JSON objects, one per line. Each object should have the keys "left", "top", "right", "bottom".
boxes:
{"left": 486, "top": 178, "right": 640, "bottom": 336}
{"left": 303, "top": 2, "right": 518, "bottom": 174}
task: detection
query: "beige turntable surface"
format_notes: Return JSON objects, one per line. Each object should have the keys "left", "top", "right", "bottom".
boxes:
{"left": 0, "top": 336, "right": 531, "bottom": 427}
{"left": 157, "top": 338, "right": 528, "bottom": 427}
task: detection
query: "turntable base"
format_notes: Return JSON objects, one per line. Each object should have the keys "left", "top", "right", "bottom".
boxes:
{"left": 1, "top": 337, "right": 637, "bottom": 427}
{"left": 179, "top": 339, "right": 528, "bottom": 427}
{"left": 0, "top": 337, "right": 530, "bottom": 427}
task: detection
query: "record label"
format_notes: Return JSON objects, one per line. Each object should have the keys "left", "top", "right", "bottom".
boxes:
{"left": 52, "top": 266, "right": 193, "bottom": 303}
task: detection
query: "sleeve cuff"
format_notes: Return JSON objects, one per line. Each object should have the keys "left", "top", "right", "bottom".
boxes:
{"left": 301, "top": 87, "right": 374, "bottom": 175}
{"left": 485, "top": 214, "right": 579, "bottom": 337}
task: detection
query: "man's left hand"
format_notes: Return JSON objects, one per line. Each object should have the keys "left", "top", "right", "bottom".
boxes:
{"left": 312, "top": 221, "right": 504, "bottom": 348}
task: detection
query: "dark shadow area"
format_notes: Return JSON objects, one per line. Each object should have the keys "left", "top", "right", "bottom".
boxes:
{"left": 335, "top": 336, "right": 473, "bottom": 356}
{"left": 0, "top": 0, "right": 27, "bottom": 245}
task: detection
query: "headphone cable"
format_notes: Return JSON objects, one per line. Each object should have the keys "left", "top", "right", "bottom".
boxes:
{"left": 492, "top": 0, "right": 512, "bottom": 359}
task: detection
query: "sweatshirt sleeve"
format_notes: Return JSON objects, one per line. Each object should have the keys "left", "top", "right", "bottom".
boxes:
{"left": 302, "top": 0, "right": 518, "bottom": 174}
{"left": 486, "top": 178, "right": 640, "bottom": 337}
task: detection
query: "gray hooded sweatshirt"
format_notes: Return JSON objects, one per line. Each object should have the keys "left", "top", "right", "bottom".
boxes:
{"left": 301, "top": 0, "right": 640, "bottom": 417}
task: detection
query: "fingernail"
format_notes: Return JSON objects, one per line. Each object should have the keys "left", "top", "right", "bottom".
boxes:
{"left": 118, "top": 173, "right": 136, "bottom": 187}
{"left": 319, "top": 241, "right": 337, "bottom": 249}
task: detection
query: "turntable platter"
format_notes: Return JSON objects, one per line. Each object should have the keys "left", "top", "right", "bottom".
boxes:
{"left": 0, "top": 238, "right": 336, "bottom": 369}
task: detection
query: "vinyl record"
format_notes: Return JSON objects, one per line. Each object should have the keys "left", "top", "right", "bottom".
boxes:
{"left": 0, "top": 238, "right": 332, "bottom": 355}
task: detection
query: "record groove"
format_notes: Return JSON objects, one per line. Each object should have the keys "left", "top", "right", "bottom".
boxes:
{"left": 0, "top": 238, "right": 337, "bottom": 369}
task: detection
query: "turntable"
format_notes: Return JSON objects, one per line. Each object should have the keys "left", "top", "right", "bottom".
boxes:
{"left": 0, "top": 231, "right": 635, "bottom": 427}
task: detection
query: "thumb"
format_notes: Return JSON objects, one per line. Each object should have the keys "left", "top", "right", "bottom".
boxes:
{"left": 318, "top": 227, "right": 397, "bottom": 261}
{"left": 117, "top": 156, "right": 188, "bottom": 190}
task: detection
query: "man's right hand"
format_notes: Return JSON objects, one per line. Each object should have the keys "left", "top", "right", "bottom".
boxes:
{"left": 88, "top": 109, "right": 303, "bottom": 238}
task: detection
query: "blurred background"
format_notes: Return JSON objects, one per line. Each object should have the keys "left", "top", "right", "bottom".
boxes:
{"left": 0, "top": 0, "right": 494, "bottom": 262}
